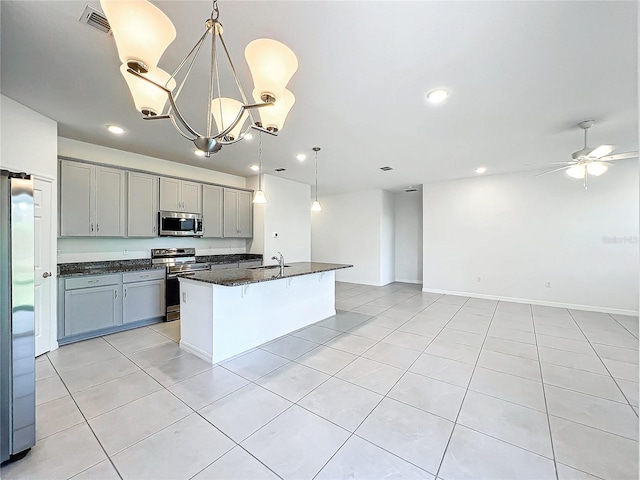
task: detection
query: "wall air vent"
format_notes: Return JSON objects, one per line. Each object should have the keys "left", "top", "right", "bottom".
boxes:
{"left": 404, "top": 186, "right": 418, "bottom": 192}
{"left": 79, "top": 6, "right": 111, "bottom": 34}
{"left": 380, "top": 166, "right": 394, "bottom": 171}
{"left": 274, "top": 168, "right": 287, "bottom": 172}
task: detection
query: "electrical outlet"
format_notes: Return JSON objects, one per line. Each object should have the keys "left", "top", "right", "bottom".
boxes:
{"left": 476, "top": 276, "right": 482, "bottom": 283}
{"left": 273, "top": 232, "right": 279, "bottom": 238}
{"left": 123, "top": 249, "right": 128, "bottom": 256}
{"left": 545, "top": 281, "right": 551, "bottom": 288}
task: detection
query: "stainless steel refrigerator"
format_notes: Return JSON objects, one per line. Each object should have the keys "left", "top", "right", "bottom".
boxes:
{"left": 0, "top": 170, "right": 35, "bottom": 464}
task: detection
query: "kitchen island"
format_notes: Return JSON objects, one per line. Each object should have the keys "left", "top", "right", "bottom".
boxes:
{"left": 178, "top": 262, "right": 352, "bottom": 363}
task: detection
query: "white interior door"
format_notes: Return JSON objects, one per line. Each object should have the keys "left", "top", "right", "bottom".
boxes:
{"left": 34, "top": 178, "right": 54, "bottom": 356}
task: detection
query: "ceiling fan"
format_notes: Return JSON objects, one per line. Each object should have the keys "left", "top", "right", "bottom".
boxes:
{"left": 537, "top": 120, "right": 638, "bottom": 189}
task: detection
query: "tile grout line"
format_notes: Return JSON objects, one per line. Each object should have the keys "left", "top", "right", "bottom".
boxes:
{"left": 434, "top": 298, "right": 499, "bottom": 479}
{"left": 565, "top": 309, "right": 638, "bottom": 412}
{"left": 530, "top": 304, "right": 560, "bottom": 480}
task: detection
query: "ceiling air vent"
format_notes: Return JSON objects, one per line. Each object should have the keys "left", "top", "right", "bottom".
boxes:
{"left": 79, "top": 6, "right": 111, "bottom": 34}
{"left": 380, "top": 166, "right": 393, "bottom": 171}
{"left": 404, "top": 186, "right": 418, "bottom": 192}
{"left": 274, "top": 168, "right": 287, "bottom": 172}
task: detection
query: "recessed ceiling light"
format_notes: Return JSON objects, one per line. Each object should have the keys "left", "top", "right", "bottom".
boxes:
{"left": 296, "top": 153, "right": 307, "bottom": 161}
{"left": 194, "top": 149, "right": 206, "bottom": 157}
{"left": 249, "top": 164, "right": 260, "bottom": 171}
{"left": 244, "top": 133, "right": 253, "bottom": 140}
{"left": 425, "top": 89, "right": 449, "bottom": 104}
{"left": 107, "top": 124, "right": 125, "bottom": 134}
{"left": 475, "top": 167, "right": 487, "bottom": 174}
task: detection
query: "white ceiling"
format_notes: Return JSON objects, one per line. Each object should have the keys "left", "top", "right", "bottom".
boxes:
{"left": 1, "top": 1, "right": 637, "bottom": 195}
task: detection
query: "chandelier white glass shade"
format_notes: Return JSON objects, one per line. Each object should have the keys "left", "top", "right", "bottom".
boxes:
{"left": 252, "top": 88, "right": 295, "bottom": 132}
{"left": 101, "top": 0, "right": 298, "bottom": 157}
{"left": 101, "top": 0, "right": 176, "bottom": 74}
{"left": 566, "top": 164, "right": 586, "bottom": 179}
{"left": 245, "top": 39, "right": 298, "bottom": 103}
{"left": 211, "top": 98, "right": 249, "bottom": 141}
{"left": 119, "top": 64, "right": 176, "bottom": 116}
{"left": 311, "top": 147, "right": 322, "bottom": 212}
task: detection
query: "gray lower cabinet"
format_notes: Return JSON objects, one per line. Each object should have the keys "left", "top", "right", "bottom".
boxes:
{"left": 58, "top": 269, "right": 165, "bottom": 345}
{"left": 123, "top": 278, "right": 165, "bottom": 324}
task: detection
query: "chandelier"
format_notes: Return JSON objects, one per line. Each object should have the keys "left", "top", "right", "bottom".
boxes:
{"left": 100, "top": 0, "right": 298, "bottom": 156}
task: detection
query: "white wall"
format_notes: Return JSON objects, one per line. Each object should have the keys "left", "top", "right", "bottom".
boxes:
{"left": 248, "top": 174, "right": 311, "bottom": 264}
{"left": 311, "top": 189, "right": 394, "bottom": 286}
{"left": 394, "top": 191, "right": 423, "bottom": 283}
{"left": 422, "top": 160, "right": 639, "bottom": 314}
{"left": 380, "top": 190, "right": 395, "bottom": 285}
{"left": 57, "top": 137, "right": 249, "bottom": 262}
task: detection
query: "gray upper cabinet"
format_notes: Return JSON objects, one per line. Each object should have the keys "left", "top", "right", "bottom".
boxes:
{"left": 223, "top": 188, "right": 253, "bottom": 238}
{"left": 60, "top": 160, "right": 125, "bottom": 237}
{"left": 202, "top": 185, "right": 223, "bottom": 238}
{"left": 127, "top": 171, "right": 159, "bottom": 237}
{"left": 159, "top": 177, "right": 202, "bottom": 213}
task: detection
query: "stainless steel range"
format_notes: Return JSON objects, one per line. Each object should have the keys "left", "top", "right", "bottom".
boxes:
{"left": 151, "top": 248, "right": 210, "bottom": 322}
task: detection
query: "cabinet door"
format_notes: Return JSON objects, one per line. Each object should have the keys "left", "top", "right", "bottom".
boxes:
{"left": 64, "top": 285, "right": 122, "bottom": 336}
{"left": 159, "top": 177, "right": 181, "bottom": 211}
{"left": 181, "top": 181, "right": 202, "bottom": 213}
{"left": 123, "top": 280, "right": 165, "bottom": 324}
{"left": 202, "top": 185, "right": 223, "bottom": 238}
{"left": 127, "top": 172, "right": 159, "bottom": 237}
{"left": 95, "top": 166, "right": 126, "bottom": 236}
{"left": 237, "top": 190, "right": 253, "bottom": 238}
{"left": 60, "top": 160, "right": 94, "bottom": 236}
{"left": 223, "top": 188, "right": 238, "bottom": 237}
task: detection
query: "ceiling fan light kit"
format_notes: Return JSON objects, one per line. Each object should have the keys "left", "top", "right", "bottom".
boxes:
{"left": 537, "top": 119, "right": 637, "bottom": 189}
{"left": 100, "top": 0, "right": 298, "bottom": 156}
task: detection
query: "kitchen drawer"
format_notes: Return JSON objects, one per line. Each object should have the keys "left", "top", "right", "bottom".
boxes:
{"left": 123, "top": 268, "right": 166, "bottom": 284}
{"left": 65, "top": 274, "right": 120, "bottom": 290}
{"left": 210, "top": 262, "right": 239, "bottom": 270}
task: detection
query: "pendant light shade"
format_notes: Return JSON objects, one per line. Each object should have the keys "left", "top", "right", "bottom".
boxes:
{"left": 253, "top": 189, "right": 267, "bottom": 204}
{"left": 566, "top": 164, "right": 586, "bottom": 179}
{"left": 586, "top": 162, "right": 608, "bottom": 176}
{"left": 311, "top": 200, "right": 322, "bottom": 212}
{"left": 101, "top": 0, "right": 176, "bottom": 73}
{"left": 245, "top": 39, "right": 298, "bottom": 102}
{"left": 252, "top": 89, "right": 295, "bottom": 132}
{"left": 211, "top": 98, "right": 250, "bottom": 141}
{"left": 120, "top": 64, "right": 176, "bottom": 116}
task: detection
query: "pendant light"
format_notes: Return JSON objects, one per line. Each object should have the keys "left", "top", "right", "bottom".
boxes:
{"left": 253, "top": 132, "right": 267, "bottom": 204}
{"left": 311, "top": 147, "right": 322, "bottom": 212}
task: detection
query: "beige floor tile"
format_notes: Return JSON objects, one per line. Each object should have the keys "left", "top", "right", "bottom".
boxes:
{"left": 388, "top": 372, "right": 466, "bottom": 420}
{"left": 36, "top": 395, "right": 84, "bottom": 440}
{"left": 193, "top": 446, "right": 280, "bottom": 480}
{"left": 167, "top": 366, "right": 248, "bottom": 410}
{"left": 336, "top": 357, "right": 404, "bottom": 395}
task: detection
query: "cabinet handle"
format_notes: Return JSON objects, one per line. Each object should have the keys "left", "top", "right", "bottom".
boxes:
{"left": 91, "top": 223, "right": 94, "bottom": 232}
{"left": 97, "top": 223, "right": 100, "bottom": 232}
{"left": 124, "top": 289, "right": 127, "bottom": 298}
{"left": 141, "top": 274, "right": 149, "bottom": 278}
{"left": 153, "top": 225, "right": 156, "bottom": 233}
{"left": 115, "top": 290, "right": 118, "bottom": 299}
{"left": 87, "top": 280, "right": 98, "bottom": 284}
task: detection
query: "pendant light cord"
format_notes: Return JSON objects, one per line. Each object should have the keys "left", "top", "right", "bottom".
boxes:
{"left": 314, "top": 149, "right": 319, "bottom": 201}
{"left": 258, "top": 132, "right": 263, "bottom": 190}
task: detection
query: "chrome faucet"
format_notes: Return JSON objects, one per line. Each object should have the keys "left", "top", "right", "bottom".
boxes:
{"left": 271, "top": 252, "right": 285, "bottom": 271}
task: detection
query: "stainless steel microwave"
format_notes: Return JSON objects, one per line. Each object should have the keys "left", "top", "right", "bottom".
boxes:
{"left": 158, "top": 211, "right": 203, "bottom": 237}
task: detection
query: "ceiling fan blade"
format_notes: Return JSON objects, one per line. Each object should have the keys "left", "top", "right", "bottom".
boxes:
{"left": 589, "top": 144, "right": 615, "bottom": 158}
{"left": 547, "top": 161, "right": 575, "bottom": 165}
{"left": 534, "top": 165, "right": 572, "bottom": 177}
{"left": 599, "top": 151, "right": 638, "bottom": 161}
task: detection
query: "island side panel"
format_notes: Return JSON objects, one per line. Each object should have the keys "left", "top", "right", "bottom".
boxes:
{"left": 178, "top": 279, "right": 215, "bottom": 363}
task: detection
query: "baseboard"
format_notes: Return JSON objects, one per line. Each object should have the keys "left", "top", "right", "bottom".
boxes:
{"left": 420, "top": 287, "right": 638, "bottom": 316}
{"left": 395, "top": 279, "right": 422, "bottom": 285}
{"left": 179, "top": 341, "right": 214, "bottom": 364}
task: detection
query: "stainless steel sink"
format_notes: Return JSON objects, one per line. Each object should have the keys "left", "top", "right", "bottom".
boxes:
{"left": 248, "top": 265, "right": 292, "bottom": 270}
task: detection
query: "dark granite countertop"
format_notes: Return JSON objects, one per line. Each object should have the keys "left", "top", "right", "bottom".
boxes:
{"left": 57, "top": 259, "right": 163, "bottom": 277}
{"left": 178, "top": 262, "right": 352, "bottom": 287}
{"left": 195, "top": 253, "right": 263, "bottom": 265}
